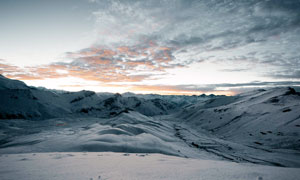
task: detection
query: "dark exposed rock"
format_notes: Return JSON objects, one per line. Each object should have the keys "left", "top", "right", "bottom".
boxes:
{"left": 285, "top": 87, "right": 300, "bottom": 96}
{"left": 282, "top": 108, "right": 291, "bottom": 113}
{"left": 254, "top": 142, "right": 263, "bottom": 145}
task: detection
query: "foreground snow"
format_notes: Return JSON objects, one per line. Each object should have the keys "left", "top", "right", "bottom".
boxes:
{"left": 1, "top": 152, "right": 299, "bottom": 180}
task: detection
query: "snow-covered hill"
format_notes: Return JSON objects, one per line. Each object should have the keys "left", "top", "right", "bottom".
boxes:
{"left": 172, "top": 87, "right": 300, "bottom": 167}
{"left": 176, "top": 87, "right": 300, "bottom": 149}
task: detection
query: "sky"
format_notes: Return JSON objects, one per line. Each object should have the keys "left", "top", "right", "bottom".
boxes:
{"left": 0, "top": 0, "right": 300, "bottom": 95}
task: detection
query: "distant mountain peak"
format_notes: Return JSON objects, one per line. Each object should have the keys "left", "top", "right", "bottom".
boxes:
{"left": 0, "top": 74, "right": 28, "bottom": 90}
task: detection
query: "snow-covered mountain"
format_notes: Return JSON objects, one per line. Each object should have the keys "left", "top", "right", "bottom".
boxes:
{"left": 0, "top": 75, "right": 213, "bottom": 120}
{"left": 0, "top": 74, "right": 28, "bottom": 90}
{"left": 0, "top": 75, "right": 300, "bottom": 179}
{"left": 122, "top": 92, "right": 214, "bottom": 107}
{"left": 176, "top": 87, "right": 300, "bottom": 150}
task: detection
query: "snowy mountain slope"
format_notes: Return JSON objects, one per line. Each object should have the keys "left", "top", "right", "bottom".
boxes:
{"left": 176, "top": 87, "right": 300, "bottom": 148}
{"left": 1, "top": 109, "right": 299, "bottom": 167}
{"left": 0, "top": 75, "right": 28, "bottom": 90}
{"left": 0, "top": 88, "right": 71, "bottom": 120}
{"left": 164, "top": 118, "right": 300, "bottom": 167}
{"left": 173, "top": 87, "right": 300, "bottom": 166}
{"left": 0, "top": 111, "right": 219, "bottom": 161}
{"left": 122, "top": 92, "right": 214, "bottom": 107}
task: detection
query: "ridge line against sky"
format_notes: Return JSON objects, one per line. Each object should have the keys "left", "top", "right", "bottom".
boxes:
{"left": 0, "top": 0, "right": 300, "bottom": 95}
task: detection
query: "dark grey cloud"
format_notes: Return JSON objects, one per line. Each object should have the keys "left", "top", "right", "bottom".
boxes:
{"left": 128, "top": 80, "right": 300, "bottom": 95}
{"left": 215, "top": 81, "right": 300, "bottom": 88}
{"left": 179, "top": 81, "right": 300, "bottom": 91}
{"left": 270, "top": 70, "right": 300, "bottom": 79}
{"left": 85, "top": 0, "right": 300, "bottom": 81}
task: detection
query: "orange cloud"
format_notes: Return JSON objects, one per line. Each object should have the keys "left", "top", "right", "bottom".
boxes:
{"left": 0, "top": 63, "right": 20, "bottom": 73}
{"left": 117, "top": 46, "right": 139, "bottom": 57}
{"left": 0, "top": 40, "right": 187, "bottom": 87}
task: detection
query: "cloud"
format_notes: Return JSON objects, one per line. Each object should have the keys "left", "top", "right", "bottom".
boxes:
{"left": 215, "top": 81, "right": 300, "bottom": 88}
{"left": 0, "top": 62, "right": 20, "bottom": 74}
{"left": 127, "top": 81, "right": 300, "bottom": 95}
{"left": 0, "top": 39, "right": 186, "bottom": 83}
{"left": 4, "top": 1, "right": 300, "bottom": 80}
{"left": 220, "top": 68, "right": 250, "bottom": 72}
{"left": 270, "top": 70, "right": 300, "bottom": 79}
{"left": 1, "top": 0, "right": 300, "bottom": 94}
{"left": 86, "top": 0, "right": 300, "bottom": 79}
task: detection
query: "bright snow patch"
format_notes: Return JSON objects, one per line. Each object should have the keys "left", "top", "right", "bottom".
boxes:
{"left": 0, "top": 152, "right": 299, "bottom": 180}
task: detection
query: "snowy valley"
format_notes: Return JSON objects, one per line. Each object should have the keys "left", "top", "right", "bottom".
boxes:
{"left": 0, "top": 75, "right": 300, "bottom": 180}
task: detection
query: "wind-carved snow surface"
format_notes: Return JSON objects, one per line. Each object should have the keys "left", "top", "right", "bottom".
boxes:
{"left": 0, "top": 75, "right": 300, "bottom": 179}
